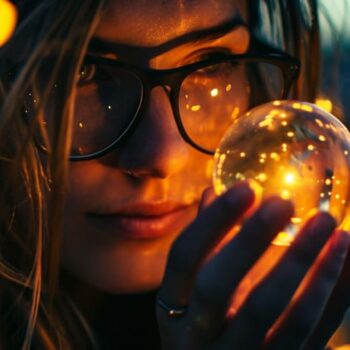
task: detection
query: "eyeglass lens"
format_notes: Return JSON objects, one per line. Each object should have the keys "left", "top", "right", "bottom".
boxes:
{"left": 71, "top": 60, "right": 284, "bottom": 156}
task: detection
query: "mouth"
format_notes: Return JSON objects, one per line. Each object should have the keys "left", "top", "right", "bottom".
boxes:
{"left": 86, "top": 202, "right": 198, "bottom": 240}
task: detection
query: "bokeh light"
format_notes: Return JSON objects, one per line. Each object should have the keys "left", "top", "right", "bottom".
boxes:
{"left": 0, "top": 0, "right": 17, "bottom": 47}
{"left": 315, "top": 97, "right": 333, "bottom": 113}
{"left": 213, "top": 100, "right": 350, "bottom": 246}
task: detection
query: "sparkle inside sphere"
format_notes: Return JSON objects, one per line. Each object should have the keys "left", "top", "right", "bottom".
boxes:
{"left": 213, "top": 101, "right": 350, "bottom": 246}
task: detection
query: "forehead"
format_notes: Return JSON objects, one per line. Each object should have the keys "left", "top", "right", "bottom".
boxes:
{"left": 96, "top": 0, "right": 247, "bottom": 47}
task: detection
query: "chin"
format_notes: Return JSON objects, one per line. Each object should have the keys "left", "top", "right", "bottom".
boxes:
{"left": 89, "top": 266, "right": 165, "bottom": 294}
{"left": 60, "top": 236, "right": 175, "bottom": 295}
{"left": 61, "top": 258, "right": 167, "bottom": 295}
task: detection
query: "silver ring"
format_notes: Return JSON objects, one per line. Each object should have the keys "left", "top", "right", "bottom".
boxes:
{"left": 157, "top": 297, "right": 188, "bottom": 318}
{"left": 125, "top": 170, "right": 136, "bottom": 176}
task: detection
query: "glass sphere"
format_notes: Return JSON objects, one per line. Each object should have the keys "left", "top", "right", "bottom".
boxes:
{"left": 213, "top": 100, "right": 350, "bottom": 246}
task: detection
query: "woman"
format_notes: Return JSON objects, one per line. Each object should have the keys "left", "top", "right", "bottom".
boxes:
{"left": 0, "top": 0, "right": 349, "bottom": 349}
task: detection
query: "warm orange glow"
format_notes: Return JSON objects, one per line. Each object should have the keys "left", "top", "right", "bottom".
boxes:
{"left": 291, "top": 217, "right": 302, "bottom": 224}
{"left": 280, "top": 189, "right": 291, "bottom": 200}
{"left": 273, "top": 232, "right": 294, "bottom": 246}
{"left": 325, "top": 178, "right": 332, "bottom": 186}
{"left": 284, "top": 173, "right": 295, "bottom": 184}
{"left": 229, "top": 244, "right": 287, "bottom": 313}
{"left": 0, "top": 0, "right": 17, "bottom": 47}
{"left": 315, "top": 98, "right": 333, "bottom": 113}
{"left": 191, "top": 105, "right": 201, "bottom": 112}
{"left": 292, "top": 102, "right": 314, "bottom": 112}
{"left": 214, "top": 100, "right": 350, "bottom": 251}
{"left": 270, "top": 152, "right": 280, "bottom": 161}
{"left": 231, "top": 107, "right": 240, "bottom": 120}
{"left": 256, "top": 172, "right": 267, "bottom": 182}
{"left": 210, "top": 88, "right": 219, "bottom": 97}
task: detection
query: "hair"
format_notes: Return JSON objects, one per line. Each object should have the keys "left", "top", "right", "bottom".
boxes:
{"left": 0, "top": 0, "right": 322, "bottom": 348}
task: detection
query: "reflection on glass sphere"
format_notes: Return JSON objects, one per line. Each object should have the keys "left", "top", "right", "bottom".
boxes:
{"left": 213, "top": 100, "right": 350, "bottom": 246}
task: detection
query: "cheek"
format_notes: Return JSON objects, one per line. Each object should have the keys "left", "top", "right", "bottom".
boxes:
{"left": 60, "top": 153, "right": 213, "bottom": 293}
{"left": 65, "top": 151, "right": 214, "bottom": 211}
{"left": 60, "top": 218, "right": 186, "bottom": 293}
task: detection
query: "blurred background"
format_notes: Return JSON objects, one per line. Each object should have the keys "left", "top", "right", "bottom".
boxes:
{"left": 319, "top": 3, "right": 350, "bottom": 347}
{"left": 318, "top": 0, "right": 350, "bottom": 126}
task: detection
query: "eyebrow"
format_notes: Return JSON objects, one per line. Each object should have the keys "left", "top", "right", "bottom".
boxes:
{"left": 88, "top": 16, "right": 248, "bottom": 60}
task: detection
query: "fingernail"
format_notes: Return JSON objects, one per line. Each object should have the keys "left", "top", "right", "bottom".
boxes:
{"left": 307, "top": 212, "right": 336, "bottom": 237}
{"left": 226, "top": 182, "right": 255, "bottom": 208}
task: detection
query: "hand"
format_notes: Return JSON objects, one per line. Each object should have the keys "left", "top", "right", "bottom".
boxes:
{"left": 156, "top": 183, "right": 350, "bottom": 350}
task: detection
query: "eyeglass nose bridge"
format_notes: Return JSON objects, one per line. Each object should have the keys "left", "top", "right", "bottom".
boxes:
{"left": 138, "top": 66, "right": 188, "bottom": 93}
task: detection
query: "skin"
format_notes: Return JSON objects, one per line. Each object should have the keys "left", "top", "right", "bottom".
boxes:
{"left": 59, "top": 1, "right": 350, "bottom": 349}
{"left": 61, "top": 0, "right": 249, "bottom": 293}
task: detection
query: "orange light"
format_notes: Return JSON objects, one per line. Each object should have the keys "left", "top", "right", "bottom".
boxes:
{"left": 191, "top": 105, "right": 201, "bottom": 112}
{"left": 284, "top": 173, "right": 295, "bottom": 184}
{"left": 315, "top": 98, "right": 333, "bottom": 113}
{"left": 210, "top": 88, "right": 219, "bottom": 97}
{"left": 0, "top": 0, "right": 17, "bottom": 47}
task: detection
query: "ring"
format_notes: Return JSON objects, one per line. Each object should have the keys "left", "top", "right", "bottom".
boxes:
{"left": 157, "top": 297, "right": 188, "bottom": 318}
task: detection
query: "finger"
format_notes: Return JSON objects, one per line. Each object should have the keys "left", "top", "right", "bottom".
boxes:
{"left": 304, "top": 232, "right": 350, "bottom": 350}
{"left": 221, "top": 212, "right": 336, "bottom": 348}
{"left": 158, "top": 182, "right": 254, "bottom": 308}
{"left": 198, "top": 187, "right": 216, "bottom": 213}
{"left": 264, "top": 230, "right": 350, "bottom": 350}
{"left": 184, "top": 196, "right": 294, "bottom": 347}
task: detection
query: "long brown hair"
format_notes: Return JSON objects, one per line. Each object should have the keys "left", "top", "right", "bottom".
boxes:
{"left": 0, "top": 1, "right": 321, "bottom": 348}
{"left": 0, "top": 0, "right": 103, "bottom": 348}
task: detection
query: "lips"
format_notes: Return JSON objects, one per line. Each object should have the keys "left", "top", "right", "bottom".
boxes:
{"left": 86, "top": 202, "right": 198, "bottom": 240}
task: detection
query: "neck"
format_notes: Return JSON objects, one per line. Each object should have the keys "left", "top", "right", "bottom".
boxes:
{"left": 59, "top": 270, "right": 162, "bottom": 350}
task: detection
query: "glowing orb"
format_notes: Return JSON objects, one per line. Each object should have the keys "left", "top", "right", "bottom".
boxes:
{"left": 213, "top": 100, "right": 350, "bottom": 246}
{"left": 0, "top": 0, "right": 17, "bottom": 47}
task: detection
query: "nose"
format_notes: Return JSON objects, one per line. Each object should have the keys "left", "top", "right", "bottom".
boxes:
{"left": 106, "top": 86, "right": 190, "bottom": 178}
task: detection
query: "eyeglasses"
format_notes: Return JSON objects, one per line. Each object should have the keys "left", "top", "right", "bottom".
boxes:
{"left": 69, "top": 43, "right": 300, "bottom": 161}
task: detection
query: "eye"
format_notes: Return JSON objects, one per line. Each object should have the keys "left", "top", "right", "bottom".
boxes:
{"left": 78, "top": 63, "right": 96, "bottom": 84}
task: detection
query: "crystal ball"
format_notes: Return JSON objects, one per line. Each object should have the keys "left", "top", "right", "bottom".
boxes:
{"left": 213, "top": 100, "right": 350, "bottom": 246}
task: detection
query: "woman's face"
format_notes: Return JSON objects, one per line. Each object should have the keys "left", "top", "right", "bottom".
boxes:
{"left": 61, "top": 0, "right": 250, "bottom": 293}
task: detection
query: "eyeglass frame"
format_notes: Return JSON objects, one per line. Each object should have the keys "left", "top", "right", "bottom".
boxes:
{"left": 70, "top": 40, "right": 301, "bottom": 161}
